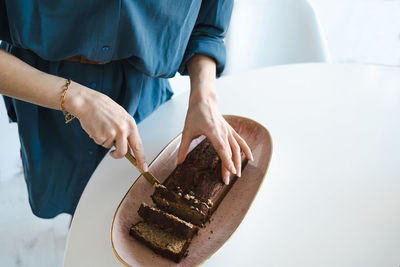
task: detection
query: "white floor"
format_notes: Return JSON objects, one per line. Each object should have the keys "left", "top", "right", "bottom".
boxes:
{"left": 1, "top": 1, "right": 399, "bottom": 266}
{"left": 0, "top": 176, "right": 70, "bottom": 267}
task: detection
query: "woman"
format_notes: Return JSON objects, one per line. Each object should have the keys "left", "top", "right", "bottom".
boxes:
{"left": 0, "top": 0, "right": 253, "bottom": 219}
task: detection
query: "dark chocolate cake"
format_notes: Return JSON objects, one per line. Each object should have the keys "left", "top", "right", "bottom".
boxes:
{"left": 152, "top": 138, "right": 248, "bottom": 226}
{"left": 130, "top": 138, "right": 249, "bottom": 262}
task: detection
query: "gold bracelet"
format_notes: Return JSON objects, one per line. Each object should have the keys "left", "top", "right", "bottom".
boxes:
{"left": 60, "top": 78, "right": 75, "bottom": 124}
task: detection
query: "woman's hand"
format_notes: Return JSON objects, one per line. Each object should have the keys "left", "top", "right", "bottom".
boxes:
{"left": 0, "top": 50, "right": 148, "bottom": 171}
{"left": 177, "top": 54, "right": 253, "bottom": 184}
{"left": 65, "top": 82, "right": 148, "bottom": 171}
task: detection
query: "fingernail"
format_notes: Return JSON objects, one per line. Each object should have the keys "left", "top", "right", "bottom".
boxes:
{"left": 237, "top": 168, "right": 241, "bottom": 177}
{"left": 250, "top": 153, "right": 254, "bottom": 161}
{"left": 230, "top": 163, "right": 237, "bottom": 175}
{"left": 142, "top": 162, "right": 149, "bottom": 172}
{"left": 224, "top": 175, "right": 230, "bottom": 185}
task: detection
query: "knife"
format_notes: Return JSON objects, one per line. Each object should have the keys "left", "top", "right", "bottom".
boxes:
{"left": 124, "top": 151, "right": 161, "bottom": 185}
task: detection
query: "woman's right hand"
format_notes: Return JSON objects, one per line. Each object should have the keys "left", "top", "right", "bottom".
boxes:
{"left": 64, "top": 81, "right": 148, "bottom": 172}
{"left": 0, "top": 50, "right": 146, "bottom": 170}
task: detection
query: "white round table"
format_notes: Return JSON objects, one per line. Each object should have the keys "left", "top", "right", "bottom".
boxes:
{"left": 64, "top": 64, "right": 400, "bottom": 267}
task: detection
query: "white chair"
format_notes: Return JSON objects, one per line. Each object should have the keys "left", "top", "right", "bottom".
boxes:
{"left": 223, "top": 0, "right": 330, "bottom": 75}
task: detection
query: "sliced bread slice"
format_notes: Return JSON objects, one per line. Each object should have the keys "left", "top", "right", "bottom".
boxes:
{"left": 138, "top": 203, "right": 198, "bottom": 239}
{"left": 129, "top": 221, "right": 190, "bottom": 263}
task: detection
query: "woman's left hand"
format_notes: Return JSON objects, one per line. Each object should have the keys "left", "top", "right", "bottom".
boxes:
{"left": 177, "top": 54, "right": 253, "bottom": 185}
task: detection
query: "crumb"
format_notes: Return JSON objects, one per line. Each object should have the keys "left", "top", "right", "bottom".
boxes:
{"left": 210, "top": 230, "right": 213, "bottom": 234}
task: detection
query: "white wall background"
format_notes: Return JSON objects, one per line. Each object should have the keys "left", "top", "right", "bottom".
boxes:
{"left": 0, "top": 0, "right": 399, "bottom": 266}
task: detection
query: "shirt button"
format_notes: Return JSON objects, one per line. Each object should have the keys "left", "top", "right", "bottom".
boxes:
{"left": 90, "top": 82, "right": 97, "bottom": 89}
{"left": 88, "top": 150, "right": 94, "bottom": 155}
{"left": 102, "top": 46, "right": 110, "bottom": 52}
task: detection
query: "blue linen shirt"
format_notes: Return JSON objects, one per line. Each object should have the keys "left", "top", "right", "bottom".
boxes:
{"left": 0, "top": 0, "right": 233, "bottom": 218}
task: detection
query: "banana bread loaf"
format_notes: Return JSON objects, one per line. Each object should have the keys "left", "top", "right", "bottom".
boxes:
{"left": 137, "top": 203, "right": 198, "bottom": 239}
{"left": 152, "top": 138, "right": 248, "bottom": 226}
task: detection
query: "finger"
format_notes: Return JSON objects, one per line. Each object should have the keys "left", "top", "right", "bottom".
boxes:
{"left": 177, "top": 130, "right": 192, "bottom": 165}
{"left": 101, "top": 138, "right": 115, "bottom": 149}
{"left": 110, "top": 133, "right": 128, "bottom": 159}
{"left": 232, "top": 130, "right": 254, "bottom": 161}
{"left": 208, "top": 134, "right": 236, "bottom": 175}
{"left": 221, "top": 165, "right": 230, "bottom": 185}
{"left": 91, "top": 134, "right": 105, "bottom": 146}
{"left": 224, "top": 131, "right": 232, "bottom": 159}
{"left": 229, "top": 132, "right": 242, "bottom": 177}
{"left": 94, "top": 138, "right": 106, "bottom": 146}
{"left": 128, "top": 126, "right": 148, "bottom": 172}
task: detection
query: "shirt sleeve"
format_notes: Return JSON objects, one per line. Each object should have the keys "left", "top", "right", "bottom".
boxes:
{"left": 0, "top": 0, "right": 11, "bottom": 43}
{"left": 178, "top": 0, "right": 233, "bottom": 77}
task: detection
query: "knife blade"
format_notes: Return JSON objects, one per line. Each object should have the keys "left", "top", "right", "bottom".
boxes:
{"left": 124, "top": 151, "right": 161, "bottom": 185}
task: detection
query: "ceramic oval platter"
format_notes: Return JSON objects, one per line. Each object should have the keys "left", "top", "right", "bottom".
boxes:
{"left": 111, "top": 115, "right": 273, "bottom": 267}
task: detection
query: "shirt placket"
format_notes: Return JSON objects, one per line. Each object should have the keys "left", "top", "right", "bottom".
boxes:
{"left": 95, "top": 0, "right": 121, "bottom": 63}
